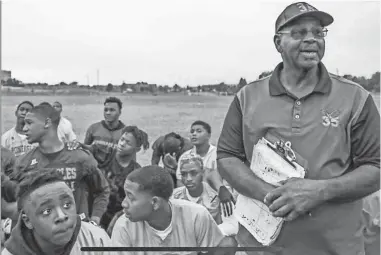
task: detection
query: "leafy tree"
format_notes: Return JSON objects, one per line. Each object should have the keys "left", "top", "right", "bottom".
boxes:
{"left": 106, "top": 83, "right": 113, "bottom": 92}
{"left": 173, "top": 84, "right": 181, "bottom": 92}
{"left": 236, "top": 77, "right": 247, "bottom": 91}
{"left": 258, "top": 71, "right": 273, "bottom": 79}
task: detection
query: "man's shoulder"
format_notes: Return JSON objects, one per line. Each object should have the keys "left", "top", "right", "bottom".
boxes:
{"left": 171, "top": 198, "right": 208, "bottom": 213}
{"left": 237, "top": 76, "right": 271, "bottom": 95}
{"left": 172, "top": 186, "right": 187, "bottom": 199}
{"left": 64, "top": 147, "right": 98, "bottom": 166}
{"left": 87, "top": 121, "right": 104, "bottom": 132}
{"left": 79, "top": 221, "right": 111, "bottom": 244}
{"left": 113, "top": 213, "right": 143, "bottom": 232}
{"left": 2, "top": 128, "right": 16, "bottom": 139}
{"left": 330, "top": 73, "right": 370, "bottom": 94}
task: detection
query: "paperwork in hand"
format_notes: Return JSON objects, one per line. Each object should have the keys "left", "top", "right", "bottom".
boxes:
{"left": 234, "top": 137, "right": 306, "bottom": 246}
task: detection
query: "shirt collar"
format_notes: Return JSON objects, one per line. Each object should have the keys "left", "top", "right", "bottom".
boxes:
{"left": 269, "top": 62, "right": 332, "bottom": 97}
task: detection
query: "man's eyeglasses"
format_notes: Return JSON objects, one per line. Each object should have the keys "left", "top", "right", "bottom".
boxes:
{"left": 277, "top": 27, "right": 328, "bottom": 40}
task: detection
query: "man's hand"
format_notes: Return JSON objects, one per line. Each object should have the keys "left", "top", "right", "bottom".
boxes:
{"left": 90, "top": 216, "right": 101, "bottom": 226}
{"left": 66, "top": 140, "right": 82, "bottom": 151}
{"left": 163, "top": 153, "right": 178, "bottom": 170}
{"left": 218, "top": 186, "right": 236, "bottom": 217}
{"left": 264, "top": 178, "right": 326, "bottom": 221}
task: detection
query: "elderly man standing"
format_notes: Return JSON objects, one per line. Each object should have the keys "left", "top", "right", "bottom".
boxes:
{"left": 217, "top": 2, "right": 380, "bottom": 255}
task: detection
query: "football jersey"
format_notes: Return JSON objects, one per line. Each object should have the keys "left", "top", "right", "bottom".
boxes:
{"left": 12, "top": 146, "right": 110, "bottom": 219}
{"left": 1, "top": 128, "right": 37, "bottom": 158}
{"left": 84, "top": 120, "right": 125, "bottom": 171}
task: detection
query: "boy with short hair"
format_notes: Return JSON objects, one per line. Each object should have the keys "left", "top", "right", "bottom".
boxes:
{"left": 173, "top": 154, "right": 239, "bottom": 238}
{"left": 111, "top": 165, "right": 235, "bottom": 255}
{"left": 2, "top": 168, "right": 111, "bottom": 255}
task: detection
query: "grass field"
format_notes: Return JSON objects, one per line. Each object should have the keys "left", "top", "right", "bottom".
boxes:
{"left": 1, "top": 93, "right": 380, "bottom": 166}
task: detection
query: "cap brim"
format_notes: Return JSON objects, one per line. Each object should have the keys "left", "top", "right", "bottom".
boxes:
{"left": 278, "top": 10, "right": 334, "bottom": 32}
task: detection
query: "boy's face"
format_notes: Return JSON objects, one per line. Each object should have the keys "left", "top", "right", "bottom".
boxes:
{"left": 117, "top": 132, "right": 138, "bottom": 156}
{"left": 180, "top": 162, "right": 203, "bottom": 193}
{"left": 22, "top": 182, "right": 77, "bottom": 246}
{"left": 122, "top": 180, "right": 154, "bottom": 222}
{"left": 15, "top": 103, "right": 33, "bottom": 122}
{"left": 53, "top": 102, "right": 62, "bottom": 114}
{"left": 23, "top": 112, "right": 47, "bottom": 144}
{"left": 103, "top": 102, "right": 121, "bottom": 123}
{"left": 190, "top": 125, "right": 210, "bottom": 146}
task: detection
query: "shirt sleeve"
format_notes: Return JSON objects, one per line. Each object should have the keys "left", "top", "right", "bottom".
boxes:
{"left": 351, "top": 94, "right": 380, "bottom": 169}
{"left": 66, "top": 120, "right": 77, "bottom": 142}
{"left": 195, "top": 206, "right": 225, "bottom": 247}
{"left": 82, "top": 155, "right": 111, "bottom": 218}
{"left": 217, "top": 95, "right": 246, "bottom": 162}
{"left": 1, "top": 134, "right": 6, "bottom": 148}
{"left": 84, "top": 125, "right": 94, "bottom": 145}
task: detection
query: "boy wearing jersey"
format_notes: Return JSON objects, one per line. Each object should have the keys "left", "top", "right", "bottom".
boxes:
{"left": 11, "top": 104, "right": 110, "bottom": 225}
{"left": 2, "top": 168, "right": 111, "bottom": 255}
{"left": 176, "top": 121, "right": 236, "bottom": 217}
{"left": 83, "top": 97, "right": 126, "bottom": 172}
{"left": 173, "top": 154, "right": 238, "bottom": 239}
{"left": 52, "top": 101, "right": 77, "bottom": 143}
{"left": 100, "top": 126, "right": 149, "bottom": 230}
{"left": 2, "top": 101, "right": 37, "bottom": 158}
{"left": 111, "top": 165, "right": 235, "bottom": 255}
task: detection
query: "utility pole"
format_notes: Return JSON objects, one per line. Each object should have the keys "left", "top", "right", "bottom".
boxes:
{"left": 86, "top": 74, "right": 89, "bottom": 86}
{"left": 97, "top": 69, "right": 99, "bottom": 86}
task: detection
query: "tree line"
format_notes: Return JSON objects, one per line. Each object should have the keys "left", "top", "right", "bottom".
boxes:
{"left": 2, "top": 71, "right": 379, "bottom": 94}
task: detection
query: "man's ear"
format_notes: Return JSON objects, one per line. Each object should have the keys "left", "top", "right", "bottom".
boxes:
{"left": 44, "top": 118, "right": 52, "bottom": 128}
{"left": 274, "top": 34, "right": 283, "bottom": 53}
{"left": 151, "top": 196, "right": 161, "bottom": 211}
{"left": 21, "top": 211, "right": 33, "bottom": 230}
{"left": 136, "top": 146, "right": 142, "bottom": 153}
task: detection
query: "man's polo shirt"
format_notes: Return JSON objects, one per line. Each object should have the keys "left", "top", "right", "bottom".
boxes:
{"left": 111, "top": 199, "right": 224, "bottom": 255}
{"left": 217, "top": 62, "right": 380, "bottom": 255}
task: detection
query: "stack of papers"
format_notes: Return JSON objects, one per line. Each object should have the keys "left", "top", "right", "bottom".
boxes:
{"left": 234, "top": 138, "right": 306, "bottom": 246}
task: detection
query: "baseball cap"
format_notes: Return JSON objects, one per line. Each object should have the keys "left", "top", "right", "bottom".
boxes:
{"left": 275, "top": 2, "right": 334, "bottom": 33}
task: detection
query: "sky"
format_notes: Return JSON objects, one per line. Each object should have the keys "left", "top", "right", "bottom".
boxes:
{"left": 2, "top": 0, "right": 380, "bottom": 87}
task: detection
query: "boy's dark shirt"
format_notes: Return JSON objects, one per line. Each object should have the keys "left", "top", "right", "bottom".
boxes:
{"left": 105, "top": 158, "right": 141, "bottom": 216}
{"left": 11, "top": 146, "right": 110, "bottom": 219}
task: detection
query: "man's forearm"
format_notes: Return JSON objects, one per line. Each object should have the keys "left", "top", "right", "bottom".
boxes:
{"left": 206, "top": 169, "right": 224, "bottom": 191}
{"left": 217, "top": 157, "right": 275, "bottom": 202}
{"left": 323, "top": 164, "right": 380, "bottom": 203}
